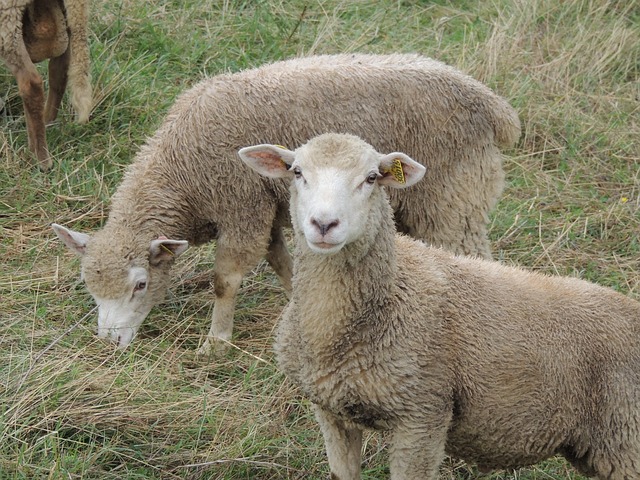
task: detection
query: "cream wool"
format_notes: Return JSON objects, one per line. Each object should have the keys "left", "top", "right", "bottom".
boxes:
{"left": 53, "top": 53, "right": 519, "bottom": 353}
{"left": 1, "top": 0, "right": 92, "bottom": 170}
{"left": 240, "top": 133, "right": 640, "bottom": 480}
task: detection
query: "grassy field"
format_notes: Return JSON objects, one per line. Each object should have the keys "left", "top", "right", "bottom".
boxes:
{"left": 1, "top": 0, "right": 638, "bottom": 478}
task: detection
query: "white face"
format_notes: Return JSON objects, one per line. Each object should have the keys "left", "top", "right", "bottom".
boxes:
{"left": 88, "top": 266, "right": 152, "bottom": 348}
{"left": 291, "top": 161, "right": 380, "bottom": 255}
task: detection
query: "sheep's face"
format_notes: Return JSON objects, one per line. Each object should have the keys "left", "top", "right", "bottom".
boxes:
{"left": 86, "top": 264, "right": 155, "bottom": 347}
{"left": 290, "top": 157, "right": 380, "bottom": 254}
{"left": 239, "top": 133, "right": 426, "bottom": 254}
{"left": 52, "top": 224, "right": 188, "bottom": 348}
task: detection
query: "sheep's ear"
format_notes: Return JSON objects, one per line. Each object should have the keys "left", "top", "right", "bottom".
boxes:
{"left": 378, "top": 153, "right": 426, "bottom": 189}
{"left": 238, "top": 144, "right": 295, "bottom": 179}
{"left": 149, "top": 237, "right": 189, "bottom": 266}
{"left": 52, "top": 223, "right": 91, "bottom": 256}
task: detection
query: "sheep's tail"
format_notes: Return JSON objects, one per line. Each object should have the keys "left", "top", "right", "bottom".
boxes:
{"left": 65, "top": 0, "right": 92, "bottom": 123}
{"left": 490, "top": 95, "right": 521, "bottom": 150}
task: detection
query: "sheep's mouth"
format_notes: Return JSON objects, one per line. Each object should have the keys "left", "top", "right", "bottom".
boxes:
{"left": 96, "top": 326, "right": 138, "bottom": 349}
{"left": 308, "top": 240, "right": 345, "bottom": 253}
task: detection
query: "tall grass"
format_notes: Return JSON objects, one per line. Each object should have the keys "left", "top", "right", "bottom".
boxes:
{"left": 1, "top": 0, "right": 638, "bottom": 478}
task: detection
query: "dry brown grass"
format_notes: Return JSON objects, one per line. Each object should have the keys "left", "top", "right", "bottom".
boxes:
{"left": 1, "top": 0, "right": 638, "bottom": 478}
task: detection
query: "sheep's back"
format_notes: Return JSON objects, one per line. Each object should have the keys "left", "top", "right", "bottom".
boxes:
{"left": 108, "top": 53, "right": 519, "bottom": 249}
{"left": 194, "top": 53, "right": 520, "bottom": 159}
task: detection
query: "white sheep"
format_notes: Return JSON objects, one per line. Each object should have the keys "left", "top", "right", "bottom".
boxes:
{"left": 1, "top": 0, "right": 92, "bottom": 170}
{"left": 52, "top": 53, "right": 520, "bottom": 354}
{"left": 239, "top": 132, "right": 640, "bottom": 480}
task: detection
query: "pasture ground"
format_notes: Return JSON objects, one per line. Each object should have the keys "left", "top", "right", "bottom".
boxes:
{"left": 1, "top": 1, "right": 638, "bottom": 478}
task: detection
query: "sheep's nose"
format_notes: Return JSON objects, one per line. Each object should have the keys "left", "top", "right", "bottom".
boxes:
{"left": 311, "top": 218, "right": 340, "bottom": 236}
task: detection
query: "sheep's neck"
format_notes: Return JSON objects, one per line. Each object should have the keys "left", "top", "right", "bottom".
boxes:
{"left": 106, "top": 208, "right": 186, "bottom": 242}
{"left": 293, "top": 207, "right": 398, "bottom": 356}
{"left": 105, "top": 163, "right": 196, "bottom": 243}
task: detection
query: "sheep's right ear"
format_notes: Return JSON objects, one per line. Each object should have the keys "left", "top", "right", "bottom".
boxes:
{"left": 52, "top": 223, "right": 91, "bottom": 256}
{"left": 238, "top": 144, "right": 295, "bottom": 179}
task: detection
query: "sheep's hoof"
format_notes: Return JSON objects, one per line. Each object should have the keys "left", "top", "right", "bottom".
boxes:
{"left": 76, "top": 112, "right": 91, "bottom": 124}
{"left": 37, "top": 153, "right": 53, "bottom": 172}
{"left": 196, "top": 337, "right": 231, "bottom": 356}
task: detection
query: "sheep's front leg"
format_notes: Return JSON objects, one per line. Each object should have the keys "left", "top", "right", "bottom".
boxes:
{"left": 44, "top": 48, "right": 70, "bottom": 124}
{"left": 389, "top": 423, "right": 448, "bottom": 480}
{"left": 10, "top": 47, "right": 51, "bottom": 170}
{"left": 314, "top": 405, "right": 362, "bottom": 480}
{"left": 197, "top": 240, "right": 263, "bottom": 356}
{"left": 198, "top": 256, "right": 244, "bottom": 355}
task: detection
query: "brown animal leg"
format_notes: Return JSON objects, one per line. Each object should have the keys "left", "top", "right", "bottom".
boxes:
{"left": 44, "top": 48, "right": 70, "bottom": 124}
{"left": 2, "top": 2, "right": 56, "bottom": 170}
{"left": 13, "top": 58, "right": 51, "bottom": 170}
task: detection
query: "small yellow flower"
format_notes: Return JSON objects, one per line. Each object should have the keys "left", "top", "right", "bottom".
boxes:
{"left": 620, "top": 197, "right": 628, "bottom": 204}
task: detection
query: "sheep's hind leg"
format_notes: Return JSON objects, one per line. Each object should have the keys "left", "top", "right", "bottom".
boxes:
{"left": 586, "top": 447, "right": 640, "bottom": 480}
{"left": 265, "top": 225, "right": 292, "bottom": 295}
{"left": 314, "top": 405, "right": 363, "bottom": 480}
{"left": 581, "top": 381, "right": 640, "bottom": 479}
{"left": 44, "top": 48, "right": 70, "bottom": 124}
{"left": 2, "top": 9, "right": 50, "bottom": 169}
{"left": 10, "top": 44, "right": 51, "bottom": 170}
{"left": 196, "top": 241, "right": 261, "bottom": 356}
{"left": 588, "top": 432, "right": 640, "bottom": 479}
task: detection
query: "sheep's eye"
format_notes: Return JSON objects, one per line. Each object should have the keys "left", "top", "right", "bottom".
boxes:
{"left": 366, "top": 172, "right": 378, "bottom": 184}
{"left": 134, "top": 281, "right": 147, "bottom": 292}
{"left": 292, "top": 167, "right": 302, "bottom": 179}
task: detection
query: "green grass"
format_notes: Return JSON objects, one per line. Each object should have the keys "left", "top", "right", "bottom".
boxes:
{"left": 1, "top": 0, "right": 639, "bottom": 478}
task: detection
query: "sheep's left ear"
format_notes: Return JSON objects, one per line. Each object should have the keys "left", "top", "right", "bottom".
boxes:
{"left": 238, "top": 144, "right": 296, "bottom": 179}
{"left": 378, "top": 153, "right": 426, "bottom": 189}
{"left": 149, "top": 237, "right": 189, "bottom": 266}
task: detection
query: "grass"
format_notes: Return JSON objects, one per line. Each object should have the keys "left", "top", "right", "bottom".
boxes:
{"left": 1, "top": 0, "right": 639, "bottom": 478}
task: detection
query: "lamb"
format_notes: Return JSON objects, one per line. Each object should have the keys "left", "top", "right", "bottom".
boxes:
{"left": 239, "top": 132, "right": 640, "bottom": 480}
{"left": 1, "top": 0, "right": 92, "bottom": 170}
{"left": 51, "top": 53, "right": 520, "bottom": 354}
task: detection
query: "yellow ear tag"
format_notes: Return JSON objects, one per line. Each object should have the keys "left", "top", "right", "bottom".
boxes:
{"left": 160, "top": 243, "right": 175, "bottom": 256}
{"left": 273, "top": 145, "right": 289, "bottom": 169}
{"left": 384, "top": 158, "right": 405, "bottom": 184}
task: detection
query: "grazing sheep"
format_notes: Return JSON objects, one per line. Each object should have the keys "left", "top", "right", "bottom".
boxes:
{"left": 239, "top": 132, "right": 640, "bottom": 480}
{"left": 1, "top": 0, "right": 92, "bottom": 170}
{"left": 52, "top": 53, "right": 520, "bottom": 354}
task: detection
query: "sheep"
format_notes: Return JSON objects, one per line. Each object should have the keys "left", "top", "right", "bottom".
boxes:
{"left": 239, "top": 132, "right": 640, "bottom": 480}
{"left": 1, "top": 0, "right": 92, "bottom": 170}
{"left": 51, "top": 53, "right": 520, "bottom": 354}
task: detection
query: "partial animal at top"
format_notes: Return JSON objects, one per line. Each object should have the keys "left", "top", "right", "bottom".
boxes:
{"left": 1, "top": 0, "right": 92, "bottom": 170}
